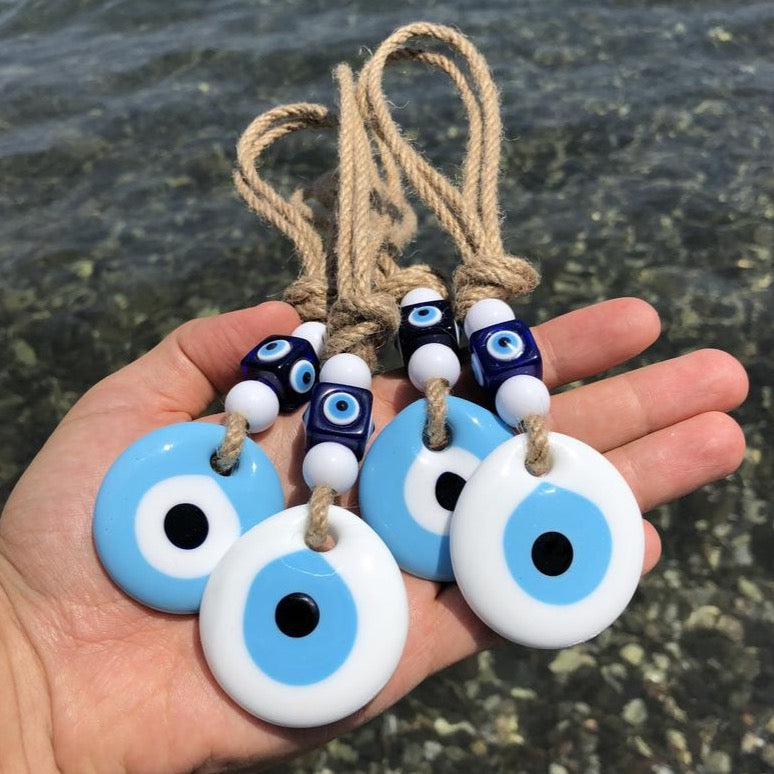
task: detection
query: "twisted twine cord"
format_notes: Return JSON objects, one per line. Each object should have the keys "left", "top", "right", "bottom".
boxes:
{"left": 523, "top": 414, "right": 552, "bottom": 476}
{"left": 423, "top": 377, "right": 452, "bottom": 450}
{"left": 212, "top": 412, "right": 249, "bottom": 474}
{"left": 307, "top": 63, "right": 420, "bottom": 548}
{"left": 359, "top": 23, "right": 549, "bottom": 468}
{"left": 216, "top": 105, "right": 337, "bottom": 472}
{"left": 234, "top": 103, "right": 336, "bottom": 322}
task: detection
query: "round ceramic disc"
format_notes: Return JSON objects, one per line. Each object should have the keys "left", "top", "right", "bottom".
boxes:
{"left": 359, "top": 397, "right": 511, "bottom": 581}
{"left": 450, "top": 432, "right": 644, "bottom": 648}
{"left": 199, "top": 505, "right": 409, "bottom": 728}
{"left": 93, "top": 422, "right": 284, "bottom": 613}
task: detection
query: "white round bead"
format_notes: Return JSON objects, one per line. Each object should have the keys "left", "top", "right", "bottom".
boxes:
{"left": 302, "top": 442, "right": 360, "bottom": 494}
{"left": 400, "top": 287, "right": 444, "bottom": 307}
{"left": 407, "top": 343, "right": 461, "bottom": 392}
{"left": 320, "top": 353, "right": 372, "bottom": 389}
{"left": 291, "top": 321, "right": 327, "bottom": 356}
{"left": 494, "top": 375, "right": 551, "bottom": 427}
{"left": 464, "top": 298, "right": 515, "bottom": 339}
{"left": 224, "top": 380, "right": 280, "bottom": 433}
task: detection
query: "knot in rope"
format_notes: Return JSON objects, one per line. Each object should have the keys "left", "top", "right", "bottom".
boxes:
{"left": 325, "top": 292, "right": 400, "bottom": 369}
{"left": 282, "top": 276, "right": 329, "bottom": 322}
{"left": 452, "top": 254, "right": 540, "bottom": 318}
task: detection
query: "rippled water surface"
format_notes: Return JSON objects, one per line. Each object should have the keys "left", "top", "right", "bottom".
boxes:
{"left": 1, "top": 0, "right": 772, "bottom": 771}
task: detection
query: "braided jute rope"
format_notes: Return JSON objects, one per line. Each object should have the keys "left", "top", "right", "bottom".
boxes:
{"left": 306, "top": 63, "right": 415, "bottom": 549}
{"left": 215, "top": 105, "right": 336, "bottom": 473}
{"left": 212, "top": 412, "right": 249, "bottom": 474}
{"left": 359, "top": 22, "right": 549, "bottom": 469}
{"left": 234, "top": 102, "right": 336, "bottom": 322}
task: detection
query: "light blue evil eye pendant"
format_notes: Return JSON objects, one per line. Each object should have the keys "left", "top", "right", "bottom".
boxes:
{"left": 200, "top": 353, "right": 409, "bottom": 727}
{"left": 450, "top": 298, "right": 644, "bottom": 648}
{"left": 360, "top": 288, "right": 511, "bottom": 582}
{"left": 93, "top": 422, "right": 284, "bottom": 613}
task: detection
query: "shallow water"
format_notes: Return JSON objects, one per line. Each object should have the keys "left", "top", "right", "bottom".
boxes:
{"left": 1, "top": 0, "right": 772, "bottom": 771}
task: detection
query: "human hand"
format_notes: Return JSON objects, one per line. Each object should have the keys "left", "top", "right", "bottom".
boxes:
{"left": 0, "top": 297, "right": 747, "bottom": 773}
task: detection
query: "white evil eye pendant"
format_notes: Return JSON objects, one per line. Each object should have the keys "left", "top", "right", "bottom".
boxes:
{"left": 199, "top": 505, "right": 408, "bottom": 728}
{"left": 359, "top": 396, "right": 511, "bottom": 581}
{"left": 93, "top": 422, "right": 284, "bottom": 614}
{"left": 450, "top": 432, "right": 644, "bottom": 648}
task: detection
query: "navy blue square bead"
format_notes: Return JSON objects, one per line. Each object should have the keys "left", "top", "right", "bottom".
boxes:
{"left": 240, "top": 335, "right": 320, "bottom": 413}
{"left": 303, "top": 382, "right": 374, "bottom": 460}
{"left": 396, "top": 299, "right": 460, "bottom": 366}
{"left": 468, "top": 320, "right": 542, "bottom": 395}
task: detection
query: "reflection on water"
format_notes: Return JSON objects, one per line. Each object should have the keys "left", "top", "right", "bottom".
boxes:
{"left": 1, "top": 1, "right": 771, "bottom": 771}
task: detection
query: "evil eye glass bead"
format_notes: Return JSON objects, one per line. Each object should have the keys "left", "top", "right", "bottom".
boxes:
{"left": 256, "top": 338, "right": 292, "bottom": 362}
{"left": 199, "top": 505, "right": 409, "bottom": 728}
{"left": 486, "top": 330, "right": 525, "bottom": 361}
{"left": 93, "top": 422, "right": 284, "bottom": 613}
{"left": 360, "top": 397, "right": 511, "bottom": 581}
{"left": 323, "top": 391, "right": 361, "bottom": 426}
{"left": 450, "top": 432, "right": 644, "bottom": 648}
{"left": 407, "top": 305, "right": 443, "bottom": 328}
{"left": 289, "top": 359, "right": 316, "bottom": 394}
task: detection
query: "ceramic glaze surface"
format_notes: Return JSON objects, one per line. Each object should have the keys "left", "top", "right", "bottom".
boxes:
{"left": 360, "top": 396, "right": 511, "bottom": 581}
{"left": 93, "top": 422, "right": 284, "bottom": 613}
{"left": 450, "top": 432, "right": 644, "bottom": 648}
{"left": 199, "top": 505, "right": 409, "bottom": 728}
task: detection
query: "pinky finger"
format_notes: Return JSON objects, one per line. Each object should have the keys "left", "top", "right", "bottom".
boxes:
{"left": 606, "top": 411, "right": 746, "bottom": 514}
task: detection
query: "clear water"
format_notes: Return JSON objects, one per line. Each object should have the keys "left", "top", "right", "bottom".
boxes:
{"left": 1, "top": 1, "right": 771, "bottom": 771}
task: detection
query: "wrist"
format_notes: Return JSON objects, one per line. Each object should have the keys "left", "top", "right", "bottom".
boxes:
{"left": 0, "top": 554, "right": 58, "bottom": 773}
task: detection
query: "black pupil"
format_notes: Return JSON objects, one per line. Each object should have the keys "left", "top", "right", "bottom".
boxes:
{"left": 336, "top": 399, "right": 348, "bottom": 412}
{"left": 435, "top": 472, "right": 466, "bottom": 511}
{"left": 163, "top": 503, "right": 209, "bottom": 550}
{"left": 275, "top": 593, "right": 320, "bottom": 638}
{"left": 266, "top": 341, "right": 278, "bottom": 350}
{"left": 499, "top": 336, "right": 510, "bottom": 347}
{"left": 419, "top": 308, "right": 429, "bottom": 316}
{"left": 531, "top": 531, "right": 574, "bottom": 576}
{"left": 302, "top": 370, "right": 312, "bottom": 384}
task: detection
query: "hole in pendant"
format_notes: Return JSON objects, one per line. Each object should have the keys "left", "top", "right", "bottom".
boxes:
{"left": 210, "top": 452, "right": 236, "bottom": 477}
{"left": 275, "top": 592, "right": 320, "bottom": 637}
{"left": 531, "top": 531, "right": 573, "bottom": 576}
{"left": 435, "top": 471, "right": 466, "bottom": 511}
{"left": 422, "top": 422, "right": 453, "bottom": 452}
{"left": 163, "top": 503, "right": 209, "bottom": 550}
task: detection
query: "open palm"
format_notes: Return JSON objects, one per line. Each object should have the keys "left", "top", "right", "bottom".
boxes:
{"left": 0, "top": 297, "right": 747, "bottom": 773}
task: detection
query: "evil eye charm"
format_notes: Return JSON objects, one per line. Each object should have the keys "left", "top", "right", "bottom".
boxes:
{"left": 468, "top": 320, "right": 542, "bottom": 395}
{"left": 199, "top": 505, "right": 409, "bottom": 728}
{"left": 304, "top": 382, "right": 374, "bottom": 460}
{"left": 241, "top": 334, "right": 320, "bottom": 413}
{"left": 450, "top": 432, "right": 644, "bottom": 648}
{"left": 359, "top": 397, "right": 511, "bottom": 581}
{"left": 93, "top": 422, "right": 284, "bottom": 614}
{"left": 397, "top": 298, "right": 459, "bottom": 367}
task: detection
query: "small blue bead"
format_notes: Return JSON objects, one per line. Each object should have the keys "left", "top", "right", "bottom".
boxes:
{"left": 468, "top": 319, "right": 542, "bottom": 396}
{"left": 241, "top": 335, "right": 320, "bottom": 413}
{"left": 303, "top": 382, "right": 374, "bottom": 460}
{"left": 396, "top": 299, "right": 459, "bottom": 368}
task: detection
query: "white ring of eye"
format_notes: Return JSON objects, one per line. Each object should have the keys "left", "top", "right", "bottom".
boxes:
{"left": 404, "top": 445, "right": 481, "bottom": 535}
{"left": 290, "top": 359, "right": 316, "bottom": 394}
{"left": 485, "top": 330, "right": 525, "bottom": 362}
{"left": 135, "top": 475, "right": 242, "bottom": 579}
{"left": 199, "top": 505, "right": 409, "bottom": 728}
{"left": 257, "top": 339, "right": 291, "bottom": 362}
{"left": 407, "top": 305, "right": 443, "bottom": 328}
{"left": 450, "top": 433, "right": 644, "bottom": 648}
{"left": 323, "top": 391, "right": 361, "bottom": 426}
